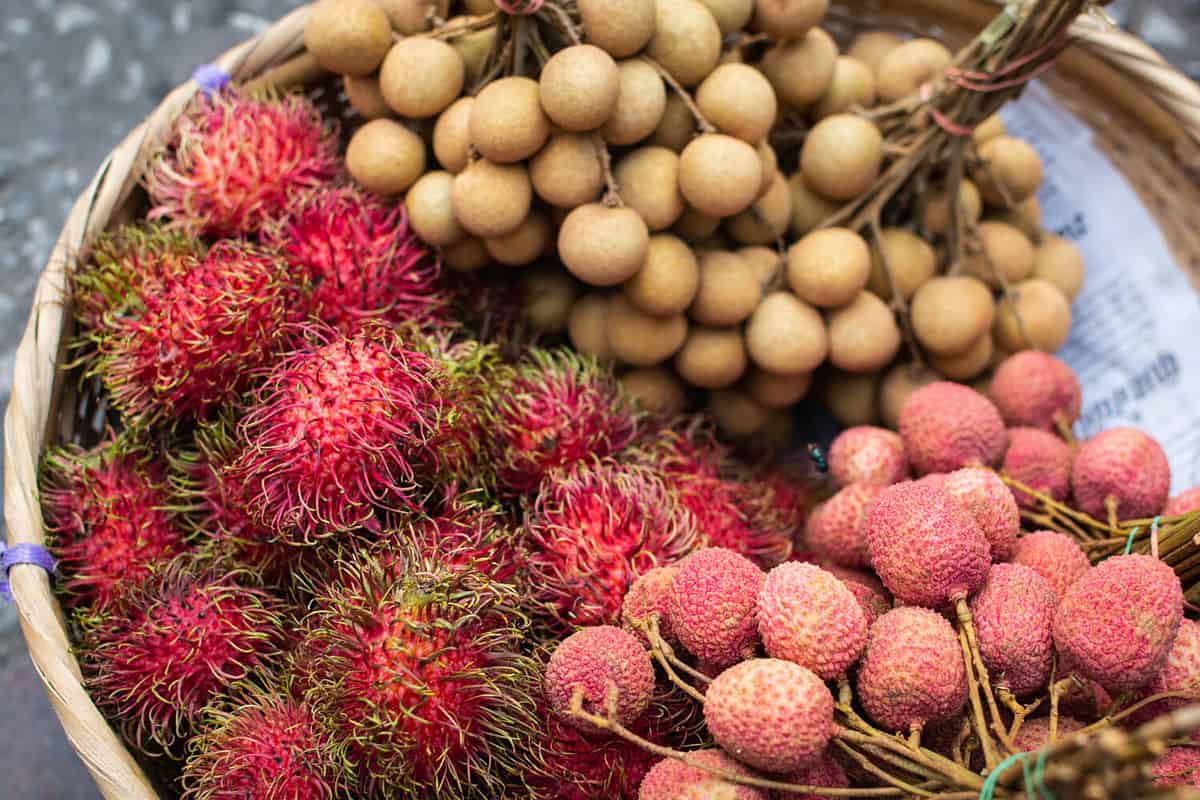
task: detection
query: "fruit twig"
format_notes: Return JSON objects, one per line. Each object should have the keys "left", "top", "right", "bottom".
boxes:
{"left": 868, "top": 214, "right": 923, "bottom": 366}
{"left": 539, "top": 0, "right": 583, "bottom": 46}
{"left": 963, "top": 216, "right": 1034, "bottom": 350}
{"left": 429, "top": 12, "right": 499, "bottom": 39}
{"left": 638, "top": 56, "right": 716, "bottom": 134}
{"left": 956, "top": 618, "right": 1001, "bottom": 768}
{"left": 592, "top": 132, "right": 622, "bottom": 207}
{"left": 627, "top": 616, "right": 707, "bottom": 703}
{"left": 832, "top": 740, "right": 938, "bottom": 797}
{"left": 638, "top": 616, "right": 712, "bottom": 685}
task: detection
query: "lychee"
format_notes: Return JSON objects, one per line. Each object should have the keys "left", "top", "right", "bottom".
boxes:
{"left": 989, "top": 350, "right": 1082, "bottom": 432}
{"left": 1009, "top": 715, "right": 1085, "bottom": 752}
{"left": 668, "top": 548, "right": 765, "bottom": 668}
{"left": 146, "top": 89, "right": 339, "bottom": 236}
{"left": 943, "top": 467, "right": 1020, "bottom": 561}
{"left": 525, "top": 459, "right": 700, "bottom": 630}
{"left": 856, "top": 607, "right": 968, "bottom": 733}
{"left": 828, "top": 426, "right": 910, "bottom": 487}
{"left": 703, "top": 658, "right": 834, "bottom": 774}
{"left": 1165, "top": 487, "right": 1200, "bottom": 517}
{"left": 784, "top": 751, "right": 850, "bottom": 800}
{"left": 866, "top": 479, "right": 991, "bottom": 607}
{"left": 545, "top": 626, "right": 656, "bottom": 733}
{"left": 757, "top": 562, "right": 868, "bottom": 680}
{"left": 1139, "top": 618, "right": 1200, "bottom": 718}
{"left": 638, "top": 750, "right": 767, "bottom": 800}
{"left": 622, "top": 566, "right": 682, "bottom": 647}
{"left": 1154, "top": 746, "right": 1200, "bottom": 787}
{"left": 1053, "top": 553, "right": 1183, "bottom": 693}
{"left": 969, "top": 564, "right": 1057, "bottom": 695}
{"left": 1002, "top": 427, "right": 1074, "bottom": 510}
{"left": 827, "top": 567, "right": 892, "bottom": 626}
{"left": 899, "top": 381, "right": 1007, "bottom": 474}
{"left": 804, "top": 483, "right": 884, "bottom": 569}
{"left": 1011, "top": 530, "right": 1091, "bottom": 600}
{"left": 1071, "top": 427, "right": 1171, "bottom": 521}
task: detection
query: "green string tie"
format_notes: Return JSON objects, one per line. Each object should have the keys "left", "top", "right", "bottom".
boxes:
{"left": 1124, "top": 526, "right": 1141, "bottom": 555}
{"left": 978, "top": 749, "right": 1058, "bottom": 800}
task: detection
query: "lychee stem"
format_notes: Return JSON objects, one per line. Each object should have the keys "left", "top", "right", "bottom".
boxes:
{"left": 635, "top": 615, "right": 712, "bottom": 685}
{"left": 1077, "top": 689, "right": 1200, "bottom": 736}
{"left": 997, "top": 686, "right": 1042, "bottom": 745}
{"left": 997, "top": 473, "right": 1124, "bottom": 537}
{"left": 1054, "top": 413, "right": 1077, "bottom": 445}
{"left": 951, "top": 716, "right": 973, "bottom": 768}
{"left": 954, "top": 600, "right": 1003, "bottom": 768}
{"left": 831, "top": 740, "right": 938, "bottom": 797}
{"left": 638, "top": 56, "right": 716, "bottom": 135}
{"left": 907, "top": 723, "right": 923, "bottom": 750}
{"left": 1105, "top": 495, "right": 1120, "bottom": 529}
{"left": 1047, "top": 676, "right": 1074, "bottom": 743}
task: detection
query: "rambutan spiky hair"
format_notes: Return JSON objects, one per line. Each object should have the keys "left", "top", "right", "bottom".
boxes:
{"left": 294, "top": 545, "right": 540, "bottom": 798}
{"left": 80, "top": 557, "right": 285, "bottom": 753}
{"left": 146, "top": 89, "right": 339, "bottom": 237}
{"left": 41, "top": 432, "right": 186, "bottom": 608}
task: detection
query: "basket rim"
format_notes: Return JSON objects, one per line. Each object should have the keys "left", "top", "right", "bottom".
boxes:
{"left": 5, "top": 2, "right": 1200, "bottom": 797}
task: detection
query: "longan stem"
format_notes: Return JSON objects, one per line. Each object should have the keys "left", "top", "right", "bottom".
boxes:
{"left": 429, "top": 11, "right": 498, "bottom": 39}
{"left": 540, "top": 0, "right": 583, "bottom": 46}
{"left": 868, "top": 214, "right": 923, "bottom": 367}
{"left": 638, "top": 56, "right": 716, "bottom": 134}
{"left": 963, "top": 216, "right": 1033, "bottom": 351}
{"left": 591, "top": 132, "right": 623, "bottom": 207}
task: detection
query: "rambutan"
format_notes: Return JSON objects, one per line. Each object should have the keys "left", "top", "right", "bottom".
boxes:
{"left": 1071, "top": 427, "right": 1171, "bottom": 521}
{"left": 181, "top": 684, "right": 345, "bottom": 800}
{"left": 227, "top": 323, "right": 443, "bottom": 544}
{"left": 668, "top": 547, "right": 765, "bottom": 669}
{"left": 41, "top": 434, "right": 186, "bottom": 608}
{"left": 146, "top": 89, "right": 339, "bottom": 237}
{"left": 989, "top": 350, "right": 1082, "bottom": 432}
{"left": 296, "top": 546, "right": 539, "bottom": 798}
{"left": 87, "top": 239, "right": 297, "bottom": 427}
{"left": 1166, "top": 487, "right": 1200, "bottom": 517}
{"left": 1011, "top": 530, "right": 1090, "bottom": 600}
{"left": 1002, "top": 427, "right": 1074, "bottom": 510}
{"left": 969, "top": 564, "right": 1057, "bottom": 696}
{"left": 622, "top": 566, "right": 682, "bottom": 647}
{"left": 899, "top": 381, "right": 1006, "bottom": 474}
{"left": 524, "top": 459, "right": 700, "bottom": 630}
{"left": 804, "top": 483, "right": 883, "bottom": 569}
{"left": 755, "top": 462, "right": 816, "bottom": 547}
{"left": 488, "top": 349, "right": 641, "bottom": 495}
{"left": 828, "top": 426, "right": 910, "bottom": 487}
{"left": 70, "top": 224, "right": 195, "bottom": 330}
{"left": 265, "top": 184, "right": 449, "bottom": 332}
{"left": 81, "top": 559, "right": 284, "bottom": 752}
{"left": 545, "top": 626, "right": 656, "bottom": 732}
{"left": 943, "top": 467, "right": 1020, "bottom": 561}
{"left": 638, "top": 750, "right": 768, "bottom": 799}
{"left": 757, "top": 562, "right": 868, "bottom": 680}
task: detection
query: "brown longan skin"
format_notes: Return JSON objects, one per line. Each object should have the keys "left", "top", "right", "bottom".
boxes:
{"left": 826, "top": 291, "right": 901, "bottom": 373}
{"left": 1034, "top": 235, "right": 1085, "bottom": 300}
{"left": 745, "top": 291, "right": 828, "bottom": 374}
{"left": 443, "top": 238, "right": 491, "bottom": 272}
{"left": 344, "top": 74, "right": 392, "bottom": 120}
{"left": 346, "top": 119, "right": 426, "bottom": 196}
{"left": 675, "top": 327, "right": 748, "bottom": 389}
{"left": 761, "top": 28, "right": 838, "bottom": 108}
{"left": 529, "top": 133, "right": 604, "bottom": 208}
{"left": 878, "top": 362, "right": 940, "bottom": 429}
{"left": 539, "top": 45, "right": 621, "bottom": 132}
{"left": 568, "top": 293, "right": 615, "bottom": 360}
{"left": 690, "top": 250, "right": 761, "bottom": 326}
{"left": 405, "top": 171, "right": 465, "bottom": 247}
{"left": 922, "top": 179, "right": 983, "bottom": 235}
{"left": 868, "top": 228, "right": 936, "bottom": 301}
{"left": 974, "top": 114, "right": 1007, "bottom": 146}
{"left": 521, "top": 268, "right": 578, "bottom": 332}
{"left": 652, "top": 93, "right": 697, "bottom": 153}
{"left": 876, "top": 39, "right": 953, "bottom": 103}
{"left": 375, "top": 0, "right": 451, "bottom": 33}
{"left": 847, "top": 31, "right": 903, "bottom": 73}
{"left": 646, "top": 0, "right": 723, "bottom": 88}
{"left": 432, "top": 97, "right": 474, "bottom": 173}
{"left": 975, "top": 136, "right": 1044, "bottom": 207}
{"left": 305, "top": 0, "right": 393, "bottom": 77}
{"left": 621, "top": 368, "right": 690, "bottom": 415}
{"left": 673, "top": 206, "right": 722, "bottom": 242}
{"left": 451, "top": 23, "right": 496, "bottom": 84}
{"left": 910, "top": 275, "right": 996, "bottom": 356}
{"left": 602, "top": 59, "right": 668, "bottom": 146}
{"left": 814, "top": 57, "right": 877, "bottom": 120}
{"left": 678, "top": 134, "right": 763, "bottom": 218}
{"left": 746, "top": 368, "right": 812, "bottom": 408}
{"left": 787, "top": 172, "right": 840, "bottom": 236}
{"left": 726, "top": 173, "right": 792, "bottom": 246}
{"left": 485, "top": 210, "right": 552, "bottom": 266}
{"left": 579, "top": 0, "right": 658, "bottom": 58}
{"left": 607, "top": 295, "right": 690, "bottom": 366}
{"left": 695, "top": 64, "right": 778, "bottom": 144}
{"left": 787, "top": 227, "right": 871, "bottom": 308}
{"left": 753, "top": 0, "right": 829, "bottom": 40}
{"left": 757, "top": 142, "right": 779, "bottom": 196}
{"left": 825, "top": 371, "right": 880, "bottom": 427}
{"left": 624, "top": 234, "right": 700, "bottom": 317}
{"left": 559, "top": 204, "right": 651, "bottom": 287}
{"left": 614, "top": 147, "right": 686, "bottom": 232}
{"left": 800, "top": 114, "right": 883, "bottom": 201}
{"left": 965, "top": 221, "right": 1036, "bottom": 289}
{"left": 739, "top": 246, "right": 783, "bottom": 287}
{"left": 380, "top": 38, "right": 465, "bottom": 118}
{"left": 699, "top": 0, "right": 755, "bottom": 34}
{"left": 993, "top": 278, "right": 1072, "bottom": 353}
{"left": 452, "top": 160, "right": 533, "bottom": 238}
{"left": 470, "top": 77, "right": 551, "bottom": 163}
{"left": 989, "top": 196, "right": 1042, "bottom": 241}
{"left": 931, "top": 332, "right": 994, "bottom": 380}
{"left": 708, "top": 389, "right": 770, "bottom": 437}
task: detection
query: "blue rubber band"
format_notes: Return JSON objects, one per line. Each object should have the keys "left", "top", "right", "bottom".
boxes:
{"left": 193, "top": 63, "right": 231, "bottom": 96}
{"left": 0, "top": 543, "right": 57, "bottom": 601}
{"left": 1124, "top": 526, "right": 1140, "bottom": 555}
{"left": 1033, "top": 748, "right": 1055, "bottom": 800}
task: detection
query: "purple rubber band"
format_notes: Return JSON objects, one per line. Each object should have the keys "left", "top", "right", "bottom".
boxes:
{"left": 0, "top": 543, "right": 57, "bottom": 601}
{"left": 193, "top": 63, "right": 231, "bottom": 96}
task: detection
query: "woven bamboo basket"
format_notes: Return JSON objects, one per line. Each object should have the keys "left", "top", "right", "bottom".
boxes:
{"left": 6, "top": 1, "right": 1200, "bottom": 797}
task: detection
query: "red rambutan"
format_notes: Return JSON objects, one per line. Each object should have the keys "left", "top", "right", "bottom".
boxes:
{"left": 41, "top": 434, "right": 186, "bottom": 608}
{"left": 70, "top": 224, "right": 195, "bottom": 330}
{"left": 146, "top": 89, "right": 339, "bottom": 237}
{"left": 524, "top": 459, "right": 700, "bottom": 630}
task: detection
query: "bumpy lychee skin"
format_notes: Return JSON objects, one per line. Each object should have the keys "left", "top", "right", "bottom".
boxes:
{"left": 545, "top": 626, "right": 656, "bottom": 733}
{"left": 228, "top": 324, "right": 442, "bottom": 544}
{"left": 81, "top": 561, "right": 284, "bottom": 752}
{"left": 866, "top": 480, "right": 991, "bottom": 607}
{"left": 623, "top": 566, "right": 682, "bottom": 646}
{"left": 943, "top": 467, "right": 1020, "bottom": 561}
{"left": 1139, "top": 619, "right": 1200, "bottom": 718}
{"left": 1003, "top": 427, "right": 1074, "bottom": 510}
{"left": 828, "top": 426, "right": 910, "bottom": 487}
{"left": 489, "top": 349, "right": 641, "bottom": 495}
{"left": 668, "top": 548, "right": 765, "bottom": 668}
{"left": 840, "top": 578, "right": 892, "bottom": 627}
{"left": 856, "top": 607, "right": 968, "bottom": 733}
{"left": 804, "top": 484, "right": 884, "bottom": 569}
{"left": 1071, "top": 427, "right": 1171, "bottom": 520}
{"left": 703, "top": 658, "right": 835, "bottom": 774}
{"left": 41, "top": 435, "right": 186, "bottom": 608}
{"left": 1009, "top": 715, "right": 1085, "bottom": 752}
{"left": 181, "top": 688, "right": 343, "bottom": 800}
{"left": 526, "top": 459, "right": 700, "bottom": 630}
{"left": 757, "top": 563, "right": 868, "bottom": 679}
{"left": 638, "top": 750, "right": 767, "bottom": 800}
{"left": 899, "top": 381, "right": 1007, "bottom": 475}
{"left": 267, "top": 185, "right": 448, "bottom": 332}
{"left": 89, "top": 239, "right": 297, "bottom": 427}
{"left": 1165, "top": 487, "right": 1200, "bottom": 517}
{"left": 969, "top": 564, "right": 1057, "bottom": 696}
{"left": 1011, "top": 531, "right": 1091, "bottom": 600}
{"left": 1155, "top": 747, "right": 1200, "bottom": 787}
{"left": 1054, "top": 554, "right": 1183, "bottom": 693}
{"left": 785, "top": 751, "right": 850, "bottom": 800}
{"left": 146, "top": 89, "right": 339, "bottom": 236}
{"left": 990, "top": 351, "right": 1082, "bottom": 431}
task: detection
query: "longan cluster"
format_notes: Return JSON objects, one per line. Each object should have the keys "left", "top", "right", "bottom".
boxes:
{"left": 305, "top": 0, "right": 1086, "bottom": 438}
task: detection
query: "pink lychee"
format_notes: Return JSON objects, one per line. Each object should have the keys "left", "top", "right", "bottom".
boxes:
{"left": 668, "top": 548, "right": 765, "bottom": 668}
{"left": 969, "top": 564, "right": 1057, "bottom": 696}
{"left": 1010, "top": 715, "right": 1085, "bottom": 752}
{"left": 1153, "top": 747, "right": 1200, "bottom": 788}
{"left": 1165, "top": 487, "right": 1200, "bottom": 517}
{"left": 899, "top": 382, "right": 1006, "bottom": 475}
{"left": 622, "top": 566, "right": 682, "bottom": 647}
{"left": 1071, "top": 427, "right": 1170, "bottom": 521}
{"left": 757, "top": 562, "right": 868, "bottom": 680}
{"left": 804, "top": 483, "right": 884, "bottom": 569}
{"left": 545, "top": 626, "right": 656, "bottom": 733}
{"left": 828, "top": 426, "right": 910, "bottom": 487}
{"left": 943, "top": 467, "right": 1020, "bottom": 561}
{"left": 638, "top": 750, "right": 767, "bottom": 800}
{"left": 1002, "top": 427, "right": 1074, "bottom": 510}
{"left": 989, "top": 351, "right": 1082, "bottom": 432}
{"left": 1011, "top": 531, "right": 1091, "bottom": 600}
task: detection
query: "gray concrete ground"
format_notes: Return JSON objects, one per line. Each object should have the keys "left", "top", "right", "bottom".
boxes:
{"left": 0, "top": 0, "right": 1197, "bottom": 797}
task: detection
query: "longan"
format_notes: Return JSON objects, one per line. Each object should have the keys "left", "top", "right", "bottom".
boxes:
{"left": 432, "top": 97, "right": 474, "bottom": 173}
{"left": 443, "top": 238, "right": 491, "bottom": 272}
{"left": 878, "top": 361, "right": 938, "bottom": 429}
{"left": 521, "top": 267, "right": 578, "bottom": 332}
{"left": 757, "top": 142, "right": 779, "bottom": 196}
{"left": 745, "top": 291, "right": 828, "bottom": 374}
{"left": 931, "top": 332, "right": 994, "bottom": 380}
{"left": 993, "top": 278, "right": 1072, "bottom": 353}
{"left": 646, "top": 0, "right": 722, "bottom": 88}
{"left": 539, "top": 45, "right": 621, "bottom": 132}
{"left": 614, "top": 147, "right": 686, "bottom": 231}
{"left": 567, "top": 293, "right": 614, "bottom": 360}
{"left": 485, "top": 210, "right": 552, "bottom": 266}
{"left": 746, "top": 368, "right": 812, "bottom": 408}
{"left": 305, "top": 0, "right": 392, "bottom": 77}
{"left": 452, "top": 160, "right": 533, "bottom": 238}
{"left": 678, "top": 134, "right": 763, "bottom": 218}
{"left": 826, "top": 291, "right": 901, "bottom": 372}
{"left": 787, "top": 227, "right": 871, "bottom": 307}
{"left": 607, "top": 295, "right": 690, "bottom": 366}
{"left": 922, "top": 179, "right": 983, "bottom": 235}
{"left": 346, "top": 119, "right": 426, "bottom": 196}
{"left": 813, "top": 57, "right": 877, "bottom": 119}
{"left": 624, "top": 234, "right": 700, "bottom": 316}
{"left": 975, "top": 136, "right": 1043, "bottom": 206}
{"left": 602, "top": 59, "right": 668, "bottom": 146}
{"left": 876, "top": 39, "right": 952, "bottom": 103}
{"left": 405, "top": 171, "right": 465, "bottom": 247}
{"left": 1034, "top": 235, "right": 1085, "bottom": 300}
{"left": 462, "top": 0, "right": 495, "bottom": 12}
{"left": 675, "top": 327, "right": 748, "bottom": 389}
{"left": 579, "top": 0, "right": 657, "bottom": 58}
{"left": 708, "top": 389, "right": 770, "bottom": 437}
{"left": 990, "top": 196, "right": 1042, "bottom": 240}
{"left": 867, "top": 228, "right": 936, "bottom": 300}
{"left": 652, "top": 93, "right": 697, "bottom": 152}
{"left": 344, "top": 74, "right": 392, "bottom": 120}
{"left": 965, "top": 221, "right": 1035, "bottom": 289}
{"left": 452, "top": 23, "right": 496, "bottom": 84}
{"left": 800, "top": 114, "right": 883, "bottom": 201}
{"left": 673, "top": 206, "right": 722, "bottom": 242}
{"left": 787, "top": 172, "right": 839, "bottom": 236}
{"left": 739, "top": 245, "right": 783, "bottom": 287}
{"left": 847, "top": 31, "right": 903, "bottom": 73}
{"left": 825, "top": 371, "right": 880, "bottom": 427}
{"left": 699, "top": 0, "right": 755, "bottom": 34}
{"left": 375, "top": 0, "right": 450, "bottom": 34}
{"left": 529, "top": 133, "right": 604, "bottom": 208}
{"left": 974, "top": 114, "right": 1007, "bottom": 146}
{"left": 726, "top": 172, "right": 792, "bottom": 246}
{"left": 690, "top": 250, "right": 761, "bottom": 325}
{"left": 620, "top": 367, "right": 690, "bottom": 415}
{"left": 470, "top": 77, "right": 551, "bottom": 163}
{"left": 380, "top": 38, "right": 465, "bottom": 118}
{"left": 559, "top": 204, "right": 650, "bottom": 286}
{"left": 695, "top": 63, "right": 778, "bottom": 144}
{"left": 753, "top": 0, "right": 829, "bottom": 40}
{"left": 761, "top": 28, "right": 838, "bottom": 108}
{"left": 910, "top": 275, "right": 995, "bottom": 356}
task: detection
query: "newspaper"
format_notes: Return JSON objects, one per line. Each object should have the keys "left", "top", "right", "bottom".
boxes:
{"left": 1000, "top": 82, "right": 1200, "bottom": 492}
